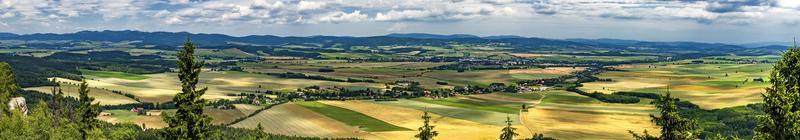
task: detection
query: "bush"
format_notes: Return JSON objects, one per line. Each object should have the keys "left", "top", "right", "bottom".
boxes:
{"left": 612, "top": 92, "right": 660, "bottom": 99}
{"left": 318, "top": 68, "right": 335, "bottom": 72}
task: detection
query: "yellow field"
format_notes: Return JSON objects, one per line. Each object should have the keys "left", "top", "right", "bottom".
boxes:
{"left": 580, "top": 64, "right": 770, "bottom": 109}
{"left": 320, "top": 100, "right": 530, "bottom": 140}
{"left": 527, "top": 91, "right": 659, "bottom": 139}
{"left": 55, "top": 70, "right": 383, "bottom": 103}
{"left": 231, "top": 103, "right": 371, "bottom": 138}
{"left": 25, "top": 84, "right": 139, "bottom": 105}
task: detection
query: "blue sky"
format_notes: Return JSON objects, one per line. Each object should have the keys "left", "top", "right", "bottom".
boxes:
{"left": 1, "top": 0, "right": 799, "bottom": 43}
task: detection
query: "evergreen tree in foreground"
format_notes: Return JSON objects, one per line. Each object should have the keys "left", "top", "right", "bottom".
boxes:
{"left": 76, "top": 80, "right": 101, "bottom": 139}
{"left": 630, "top": 92, "right": 698, "bottom": 140}
{"left": 0, "top": 62, "right": 17, "bottom": 115}
{"left": 755, "top": 46, "right": 800, "bottom": 139}
{"left": 256, "top": 123, "right": 266, "bottom": 140}
{"left": 500, "top": 116, "right": 518, "bottom": 140}
{"left": 415, "top": 111, "right": 438, "bottom": 140}
{"left": 162, "top": 38, "right": 213, "bottom": 139}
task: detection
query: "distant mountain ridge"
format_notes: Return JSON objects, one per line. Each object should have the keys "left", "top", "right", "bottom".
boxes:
{"left": 0, "top": 30, "right": 789, "bottom": 56}
{"left": 383, "top": 33, "right": 480, "bottom": 39}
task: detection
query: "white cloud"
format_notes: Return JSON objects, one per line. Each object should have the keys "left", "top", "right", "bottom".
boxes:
{"left": 297, "top": 1, "right": 326, "bottom": 11}
{"left": 315, "top": 10, "right": 368, "bottom": 23}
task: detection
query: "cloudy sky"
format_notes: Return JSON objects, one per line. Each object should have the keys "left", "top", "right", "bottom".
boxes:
{"left": 1, "top": 0, "right": 800, "bottom": 43}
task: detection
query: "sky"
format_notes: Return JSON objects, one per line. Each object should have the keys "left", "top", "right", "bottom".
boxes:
{"left": 1, "top": 0, "right": 800, "bottom": 44}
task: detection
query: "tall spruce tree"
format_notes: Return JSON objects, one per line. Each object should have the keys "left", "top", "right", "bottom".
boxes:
{"left": 162, "top": 38, "right": 213, "bottom": 139}
{"left": 415, "top": 111, "right": 438, "bottom": 140}
{"left": 755, "top": 46, "right": 800, "bottom": 139}
{"left": 500, "top": 116, "right": 518, "bottom": 140}
{"left": 0, "top": 62, "right": 17, "bottom": 115}
{"left": 630, "top": 92, "right": 697, "bottom": 140}
{"left": 76, "top": 80, "right": 101, "bottom": 139}
{"left": 256, "top": 123, "right": 266, "bottom": 140}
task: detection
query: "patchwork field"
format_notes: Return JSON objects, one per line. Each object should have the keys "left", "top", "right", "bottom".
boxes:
{"left": 230, "top": 103, "right": 373, "bottom": 138}
{"left": 25, "top": 84, "right": 139, "bottom": 105}
{"left": 241, "top": 62, "right": 577, "bottom": 87}
{"left": 81, "top": 69, "right": 149, "bottom": 80}
{"left": 525, "top": 90, "right": 659, "bottom": 139}
{"left": 580, "top": 63, "right": 770, "bottom": 109}
{"left": 54, "top": 70, "right": 384, "bottom": 102}
{"left": 294, "top": 101, "right": 410, "bottom": 132}
{"left": 99, "top": 104, "right": 261, "bottom": 129}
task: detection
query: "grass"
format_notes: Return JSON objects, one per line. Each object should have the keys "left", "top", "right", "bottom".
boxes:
{"left": 294, "top": 101, "right": 410, "bottom": 132}
{"left": 81, "top": 69, "right": 148, "bottom": 80}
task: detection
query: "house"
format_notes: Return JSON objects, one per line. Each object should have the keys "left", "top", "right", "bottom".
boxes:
{"left": 130, "top": 107, "right": 144, "bottom": 112}
{"left": 8, "top": 97, "right": 27, "bottom": 115}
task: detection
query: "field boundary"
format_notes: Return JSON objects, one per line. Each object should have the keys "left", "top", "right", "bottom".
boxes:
{"left": 225, "top": 101, "right": 288, "bottom": 126}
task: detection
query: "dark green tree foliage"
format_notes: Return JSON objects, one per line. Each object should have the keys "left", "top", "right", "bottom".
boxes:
{"left": 500, "top": 116, "right": 518, "bottom": 140}
{"left": 256, "top": 123, "right": 266, "bottom": 140}
{"left": 0, "top": 62, "right": 17, "bottom": 115}
{"left": 77, "top": 80, "right": 101, "bottom": 139}
{"left": 631, "top": 93, "right": 698, "bottom": 140}
{"left": 756, "top": 47, "right": 800, "bottom": 139}
{"left": 162, "top": 39, "right": 213, "bottom": 139}
{"left": 415, "top": 111, "right": 438, "bottom": 140}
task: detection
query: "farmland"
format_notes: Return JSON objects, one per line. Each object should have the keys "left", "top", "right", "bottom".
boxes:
{"left": 0, "top": 32, "right": 785, "bottom": 140}
{"left": 580, "top": 63, "right": 772, "bottom": 109}
{"left": 25, "top": 83, "right": 139, "bottom": 105}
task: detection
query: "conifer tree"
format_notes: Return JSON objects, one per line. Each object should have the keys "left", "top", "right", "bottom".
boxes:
{"left": 630, "top": 92, "right": 697, "bottom": 140}
{"left": 500, "top": 116, "right": 518, "bottom": 140}
{"left": 415, "top": 111, "right": 438, "bottom": 140}
{"left": 0, "top": 62, "right": 17, "bottom": 115}
{"left": 76, "top": 80, "right": 101, "bottom": 139}
{"left": 162, "top": 38, "right": 213, "bottom": 139}
{"left": 755, "top": 46, "right": 800, "bottom": 139}
{"left": 255, "top": 123, "right": 266, "bottom": 140}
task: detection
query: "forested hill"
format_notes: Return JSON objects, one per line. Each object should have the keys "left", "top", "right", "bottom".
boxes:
{"left": 0, "top": 30, "right": 789, "bottom": 55}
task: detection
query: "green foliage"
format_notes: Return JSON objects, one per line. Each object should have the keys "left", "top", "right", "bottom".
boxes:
{"left": 415, "top": 111, "right": 439, "bottom": 140}
{"left": 680, "top": 103, "right": 763, "bottom": 139}
{"left": 0, "top": 62, "right": 17, "bottom": 115}
{"left": 256, "top": 123, "right": 266, "bottom": 140}
{"left": 755, "top": 47, "right": 800, "bottom": 139}
{"left": 0, "top": 102, "right": 82, "bottom": 139}
{"left": 631, "top": 93, "right": 699, "bottom": 140}
{"left": 77, "top": 80, "right": 102, "bottom": 139}
{"left": 500, "top": 116, "right": 518, "bottom": 140}
{"left": 161, "top": 39, "right": 213, "bottom": 139}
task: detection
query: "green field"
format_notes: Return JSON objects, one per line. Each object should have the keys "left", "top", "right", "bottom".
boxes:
{"left": 81, "top": 69, "right": 149, "bottom": 80}
{"left": 294, "top": 101, "right": 410, "bottom": 132}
